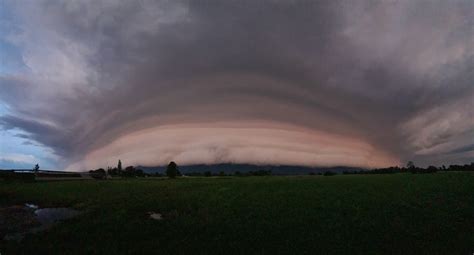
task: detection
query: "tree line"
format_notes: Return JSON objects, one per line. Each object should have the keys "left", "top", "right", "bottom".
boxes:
{"left": 89, "top": 159, "right": 145, "bottom": 179}
{"left": 342, "top": 162, "right": 474, "bottom": 175}
{"left": 88, "top": 160, "right": 274, "bottom": 179}
{"left": 88, "top": 160, "right": 474, "bottom": 179}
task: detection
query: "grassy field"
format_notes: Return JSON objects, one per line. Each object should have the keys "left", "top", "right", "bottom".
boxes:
{"left": 1, "top": 173, "right": 473, "bottom": 254}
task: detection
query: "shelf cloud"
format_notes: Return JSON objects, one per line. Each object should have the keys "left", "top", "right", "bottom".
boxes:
{"left": 1, "top": 0, "right": 473, "bottom": 170}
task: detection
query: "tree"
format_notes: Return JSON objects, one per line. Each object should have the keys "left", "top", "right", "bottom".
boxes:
{"left": 107, "top": 167, "right": 113, "bottom": 176}
{"left": 323, "top": 171, "right": 336, "bottom": 176}
{"left": 33, "top": 164, "right": 40, "bottom": 173}
{"left": 124, "top": 166, "right": 135, "bottom": 177}
{"left": 166, "top": 161, "right": 178, "bottom": 178}
{"left": 406, "top": 161, "right": 415, "bottom": 169}
{"left": 426, "top": 165, "right": 438, "bottom": 173}
{"left": 89, "top": 168, "right": 106, "bottom": 180}
{"left": 122, "top": 166, "right": 145, "bottom": 177}
{"left": 118, "top": 160, "right": 122, "bottom": 172}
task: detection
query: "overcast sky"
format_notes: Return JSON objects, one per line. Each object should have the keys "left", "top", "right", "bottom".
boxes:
{"left": 1, "top": 0, "right": 473, "bottom": 170}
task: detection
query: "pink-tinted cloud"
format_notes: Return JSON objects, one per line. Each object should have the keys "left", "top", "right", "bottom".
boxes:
{"left": 1, "top": 0, "right": 473, "bottom": 170}
{"left": 67, "top": 121, "right": 399, "bottom": 170}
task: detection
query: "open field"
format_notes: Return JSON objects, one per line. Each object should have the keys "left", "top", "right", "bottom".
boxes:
{"left": 1, "top": 173, "right": 474, "bottom": 254}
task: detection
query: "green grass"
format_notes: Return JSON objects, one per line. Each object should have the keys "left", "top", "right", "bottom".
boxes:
{"left": 1, "top": 173, "right": 474, "bottom": 254}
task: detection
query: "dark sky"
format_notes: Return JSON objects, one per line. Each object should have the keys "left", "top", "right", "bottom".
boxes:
{"left": 0, "top": 0, "right": 473, "bottom": 170}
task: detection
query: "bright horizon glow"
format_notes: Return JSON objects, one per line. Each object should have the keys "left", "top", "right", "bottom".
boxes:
{"left": 66, "top": 121, "right": 399, "bottom": 171}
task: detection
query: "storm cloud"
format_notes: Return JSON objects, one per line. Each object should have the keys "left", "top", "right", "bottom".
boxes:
{"left": 1, "top": 0, "right": 473, "bottom": 170}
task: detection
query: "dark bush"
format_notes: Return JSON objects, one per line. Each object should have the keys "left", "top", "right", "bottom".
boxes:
{"left": 166, "top": 161, "right": 178, "bottom": 178}
{"left": 122, "top": 166, "right": 145, "bottom": 177}
{"left": 89, "top": 168, "right": 106, "bottom": 180}
{"left": 249, "top": 170, "right": 272, "bottom": 176}
{"left": 107, "top": 167, "right": 120, "bottom": 176}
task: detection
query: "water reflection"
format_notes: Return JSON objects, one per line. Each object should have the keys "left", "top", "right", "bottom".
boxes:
{"left": 2, "top": 204, "right": 80, "bottom": 241}
{"left": 35, "top": 207, "right": 81, "bottom": 225}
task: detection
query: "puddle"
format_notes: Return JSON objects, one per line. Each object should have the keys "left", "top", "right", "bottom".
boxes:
{"left": 25, "top": 203, "right": 39, "bottom": 210}
{"left": 35, "top": 207, "right": 81, "bottom": 225}
{"left": 1, "top": 203, "right": 81, "bottom": 241}
{"left": 148, "top": 212, "right": 163, "bottom": 220}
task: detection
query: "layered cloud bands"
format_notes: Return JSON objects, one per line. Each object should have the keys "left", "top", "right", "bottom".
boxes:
{"left": 1, "top": 0, "right": 473, "bottom": 170}
{"left": 68, "top": 121, "right": 398, "bottom": 170}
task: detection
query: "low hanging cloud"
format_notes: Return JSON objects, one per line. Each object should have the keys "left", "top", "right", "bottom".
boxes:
{"left": 0, "top": 0, "right": 473, "bottom": 170}
{"left": 68, "top": 121, "right": 398, "bottom": 170}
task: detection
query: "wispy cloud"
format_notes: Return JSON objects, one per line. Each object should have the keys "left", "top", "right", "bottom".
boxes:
{"left": 0, "top": 153, "right": 38, "bottom": 169}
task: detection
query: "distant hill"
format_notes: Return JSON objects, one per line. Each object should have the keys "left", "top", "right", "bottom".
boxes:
{"left": 137, "top": 163, "right": 366, "bottom": 175}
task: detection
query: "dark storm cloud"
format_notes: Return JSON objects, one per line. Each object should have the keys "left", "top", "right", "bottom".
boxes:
{"left": 451, "top": 144, "right": 474, "bottom": 154}
{"left": 1, "top": 0, "right": 473, "bottom": 169}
